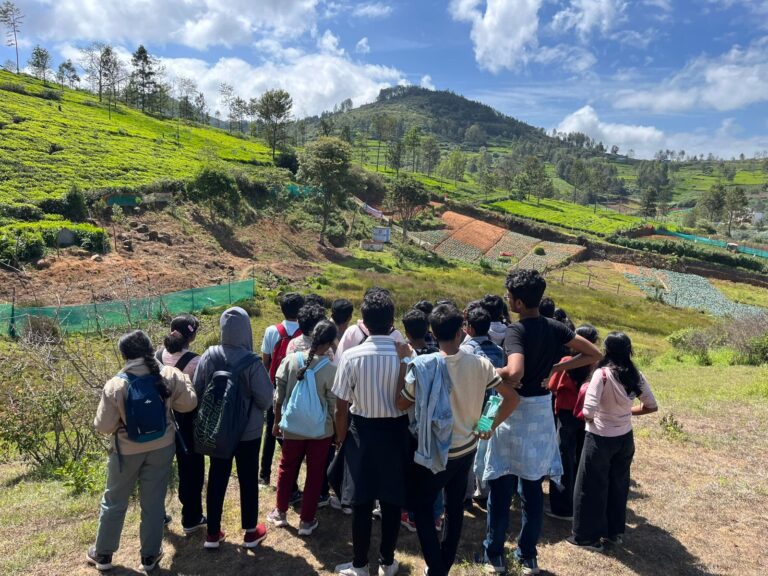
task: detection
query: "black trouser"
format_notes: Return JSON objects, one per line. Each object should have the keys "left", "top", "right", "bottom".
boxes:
{"left": 320, "top": 442, "right": 335, "bottom": 498}
{"left": 548, "top": 409, "right": 583, "bottom": 517}
{"left": 573, "top": 430, "right": 635, "bottom": 543}
{"left": 352, "top": 500, "right": 400, "bottom": 568}
{"left": 410, "top": 452, "right": 474, "bottom": 576}
{"left": 207, "top": 438, "right": 261, "bottom": 536}
{"left": 260, "top": 407, "right": 277, "bottom": 482}
{"left": 174, "top": 410, "right": 205, "bottom": 528}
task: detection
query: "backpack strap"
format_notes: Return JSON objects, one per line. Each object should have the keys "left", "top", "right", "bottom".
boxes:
{"left": 276, "top": 322, "right": 289, "bottom": 341}
{"left": 175, "top": 351, "right": 198, "bottom": 373}
{"left": 155, "top": 349, "right": 164, "bottom": 364}
{"left": 311, "top": 357, "right": 330, "bottom": 372}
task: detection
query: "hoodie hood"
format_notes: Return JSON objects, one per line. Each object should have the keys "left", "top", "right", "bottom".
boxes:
{"left": 488, "top": 321, "right": 507, "bottom": 347}
{"left": 220, "top": 307, "right": 253, "bottom": 351}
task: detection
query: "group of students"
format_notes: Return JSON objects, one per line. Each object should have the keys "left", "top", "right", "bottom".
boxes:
{"left": 86, "top": 268, "right": 658, "bottom": 575}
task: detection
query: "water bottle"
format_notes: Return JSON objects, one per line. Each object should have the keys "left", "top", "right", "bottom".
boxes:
{"left": 475, "top": 395, "right": 502, "bottom": 433}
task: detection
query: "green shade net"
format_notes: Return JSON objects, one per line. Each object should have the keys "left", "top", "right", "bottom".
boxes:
{"left": 657, "top": 230, "right": 768, "bottom": 259}
{"left": 0, "top": 279, "right": 255, "bottom": 335}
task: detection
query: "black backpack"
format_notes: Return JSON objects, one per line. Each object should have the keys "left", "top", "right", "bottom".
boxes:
{"left": 155, "top": 348, "right": 198, "bottom": 372}
{"left": 194, "top": 347, "right": 258, "bottom": 459}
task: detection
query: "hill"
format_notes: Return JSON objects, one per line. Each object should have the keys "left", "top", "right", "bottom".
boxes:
{"left": 0, "top": 70, "right": 274, "bottom": 207}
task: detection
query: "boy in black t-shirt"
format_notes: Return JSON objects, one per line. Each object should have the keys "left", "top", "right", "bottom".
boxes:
{"left": 482, "top": 270, "right": 602, "bottom": 576}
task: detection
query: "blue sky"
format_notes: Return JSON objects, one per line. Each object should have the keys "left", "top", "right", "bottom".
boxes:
{"left": 7, "top": 0, "right": 768, "bottom": 158}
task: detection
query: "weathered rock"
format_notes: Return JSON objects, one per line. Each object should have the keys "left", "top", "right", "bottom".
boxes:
{"left": 122, "top": 239, "right": 133, "bottom": 252}
{"left": 147, "top": 230, "right": 159, "bottom": 241}
{"left": 204, "top": 262, "right": 213, "bottom": 269}
{"left": 117, "top": 232, "right": 129, "bottom": 241}
{"left": 90, "top": 254, "right": 103, "bottom": 262}
{"left": 128, "top": 221, "right": 140, "bottom": 229}
{"left": 135, "top": 223, "right": 149, "bottom": 234}
{"left": 35, "top": 258, "right": 52, "bottom": 269}
{"left": 158, "top": 233, "right": 172, "bottom": 245}
{"left": 211, "top": 277, "right": 223, "bottom": 285}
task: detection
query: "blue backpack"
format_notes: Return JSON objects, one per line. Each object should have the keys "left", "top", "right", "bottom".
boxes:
{"left": 279, "top": 353, "right": 330, "bottom": 439}
{"left": 118, "top": 373, "right": 168, "bottom": 443}
{"left": 466, "top": 338, "right": 506, "bottom": 369}
{"left": 194, "top": 347, "right": 259, "bottom": 459}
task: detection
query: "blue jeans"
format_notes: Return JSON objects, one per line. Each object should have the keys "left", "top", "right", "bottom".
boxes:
{"left": 484, "top": 475, "right": 544, "bottom": 560}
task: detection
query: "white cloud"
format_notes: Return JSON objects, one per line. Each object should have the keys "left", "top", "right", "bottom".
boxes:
{"left": 449, "top": 0, "right": 543, "bottom": 73}
{"left": 557, "top": 105, "right": 664, "bottom": 156}
{"left": 352, "top": 2, "right": 393, "bottom": 19}
{"left": 420, "top": 75, "right": 436, "bottom": 90}
{"left": 317, "top": 29, "right": 345, "bottom": 55}
{"left": 533, "top": 45, "right": 596, "bottom": 73}
{"left": 642, "top": 0, "right": 672, "bottom": 11}
{"left": 614, "top": 37, "right": 768, "bottom": 112}
{"left": 552, "top": 1, "right": 628, "bottom": 41}
{"left": 355, "top": 37, "right": 371, "bottom": 54}
{"left": 23, "top": 0, "right": 321, "bottom": 49}
{"left": 556, "top": 105, "right": 768, "bottom": 159}
{"left": 157, "top": 52, "right": 404, "bottom": 118}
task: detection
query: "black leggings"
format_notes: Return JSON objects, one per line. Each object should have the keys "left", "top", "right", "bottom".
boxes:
{"left": 352, "top": 500, "right": 400, "bottom": 568}
{"left": 207, "top": 438, "right": 262, "bottom": 536}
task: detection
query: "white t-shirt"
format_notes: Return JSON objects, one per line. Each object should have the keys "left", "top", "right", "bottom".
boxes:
{"left": 261, "top": 320, "right": 300, "bottom": 355}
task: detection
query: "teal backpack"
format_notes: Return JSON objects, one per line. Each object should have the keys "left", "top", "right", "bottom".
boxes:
{"left": 279, "top": 353, "right": 330, "bottom": 439}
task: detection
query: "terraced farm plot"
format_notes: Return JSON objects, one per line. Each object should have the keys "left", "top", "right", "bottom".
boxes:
{"left": 450, "top": 218, "right": 506, "bottom": 252}
{"left": 625, "top": 268, "right": 763, "bottom": 317}
{"left": 409, "top": 229, "right": 451, "bottom": 246}
{"left": 433, "top": 237, "right": 484, "bottom": 261}
{"left": 489, "top": 198, "right": 646, "bottom": 236}
{"left": 486, "top": 230, "right": 540, "bottom": 261}
{"left": 517, "top": 241, "right": 586, "bottom": 271}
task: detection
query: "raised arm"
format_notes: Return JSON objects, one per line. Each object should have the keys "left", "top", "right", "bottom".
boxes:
{"left": 551, "top": 335, "right": 603, "bottom": 375}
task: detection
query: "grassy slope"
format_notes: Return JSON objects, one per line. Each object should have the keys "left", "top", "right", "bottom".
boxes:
{"left": 1, "top": 248, "right": 766, "bottom": 575}
{"left": 0, "top": 71, "right": 271, "bottom": 204}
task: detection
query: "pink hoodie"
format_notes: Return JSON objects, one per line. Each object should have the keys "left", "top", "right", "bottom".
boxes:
{"left": 583, "top": 367, "right": 657, "bottom": 437}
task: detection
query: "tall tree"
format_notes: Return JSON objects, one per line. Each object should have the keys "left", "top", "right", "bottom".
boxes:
{"left": 439, "top": 149, "right": 467, "bottom": 187}
{"left": 254, "top": 89, "right": 293, "bottom": 161}
{"left": 387, "top": 175, "right": 430, "bottom": 239}
{"left": 130, "top": 45, "right": 159, "bottom": 112}
{"left": 497, "top": 155, "right": 518, "bottom": 197}
{"left": 404, "top": 126, "right": 422, "bottom": 172}
{"left": 724, "top": 186, "right": 749, "bottom": 237}
{"left": 28, "top": 45, "right": 51, "bottom": 83}
{"left": 698, "top": 183, "right": 726, "bottom": 222}
{"left": 476, "top": 149, "right": 496, "bottom": 203}
{"left": 55, "top": 59, "right": 79, "bottom": 89}
{"left": 0, "top": 1, "right": 23, "bottom": 74}
{"left": 194, "top": 91, "right": 208, "bottom": 123}
{"left": 421, "top": 135, "right": 440, "bottom": 177}
{"left": 297, "top": 137, "right": 352, "bottom": 244}
{"left": 218, "top": 82, "right": 234, "bottom": 132}
{"left": 640, "top": 187, "right": 658, "bottom": 218}
{"left": 387, "top": 139, "right": 404, "bottom": 176}
{"left": 515, "top": 156, "right": 554, "bottom": 204}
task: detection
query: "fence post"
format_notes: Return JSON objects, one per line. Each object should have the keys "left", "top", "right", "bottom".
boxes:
{"left": 674, "top": 294, "right": 678, "bottom": 307}
{"left": 616, "top": 283, "right": 620, "bottom": 295}
{"left": 561, "top": 270, "right": 565, "bottom": 284}
{"left": 228, "top": 277, "right": 232, "bottom": 305}
{"left": 91, "top": 288, "right": 102, "bottom": 335}
{"left": 191, "top": 285, "right": 195, "bottom": 312}
{"left": 587, "top": 274, "right": 592, "bottom": 289}
{"left": 9, "top": 287, "right": 17, "bottom": 339}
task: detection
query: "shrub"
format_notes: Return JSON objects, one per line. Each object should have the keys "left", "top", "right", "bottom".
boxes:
{"left": 533, "top": 246, "right": 546, "bottom": 256}
{"left": 0, "top": 82, "right": 27, "bottom": 94}
{"left": 48, "top": 142, "right": 64, "bottom": 155}
{"left": 276, "top": 148, "right": 299, "bottom": 174}
{"left": 0, "top": 202, "right": 44, "bottom": 221}
{"left": 0, "top": 229, "right": 45, "bottom": 266}
{"left": 11, "top": 114, "right": 25, "bottom": 124}
{"left": 40, "top": 89, "right": 62, "bottom": 101}
{"left": 326, "top": 221, "right": 347, "bottom": 248}
{"left": 63, "top": 186, "right": 88, "bottom": 222}
{"left": 54, "top": 456, "right": 105, "bottom": 495}
{"left": 659, "top": 413, "right": 687, "bottom": 442}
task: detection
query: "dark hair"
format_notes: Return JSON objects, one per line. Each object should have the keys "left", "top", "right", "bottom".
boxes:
{"left": 554, "top": 308, "right": 575, "bottom": 331}
{"left": 435, "top": 298, "right": 457, "bottom": 308}
{"left": 331, "top": 298, "right": 354, "bottom": 325}
{"left": 305, "top": 293, "right": 327, "bottom": 309}
{"left": 429, "top": 303, "right": 464, "bottom": 342}
{"left": 481, "top": 294, "right": 505, "bottom": 322}
{"left": 164, "top": 314, "right": 200, "bottom": 354}
{"left": 465, "top": 299, "right": 483, "bottom": 314}
{"left": 506, "top": 269, "right": 547, "bottom": 310}
{"left": 361, "top": 289, "right": 395, "bottom": 335}
{"left": 466, "top": 307, "right": 491, "bottom": 337}
{"left": 297, "top": 319, "right": 338, "bottom": 381}
{"left": 413, "top": 300, "right": 434, "bottom": 316}
{"left": 118, "top": 330, "right": 169, "bottom": 398}
{"left": 402, "top": 309, "right": 429, "bottom": 340}
{"left": 365, "top": 286, "right": 391, "bottom": 298}
{"left": 279, "top": 292, "right": 305, "bottom": 320}
{"left": 501, "top": 300, "right": 511, "bottom": 323}
{"left": 568, "top": 324, "right": 600, "bottom": 385}
{"left": 297, "top": 304, "right": 327, "bottom": 335}
{"left": 539, "top": 297, "right": 556, "bottom": 318}
{"left": 598, "top": 332, "right": 642, "bottom": 397}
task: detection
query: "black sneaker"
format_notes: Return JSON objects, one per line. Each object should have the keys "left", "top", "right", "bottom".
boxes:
{"left": 258, "top": 476, "right": 270, "bottom": 487}
{"left": 86, "top": 546, "right": 113, "bottom": 571}
{"left": 163, "top": 514, "right": 172, "bottom": 527}
{"left": 566, "top": 536, "right": 604, "bottom": 552}
{"left": 289, "top": 489, "right": 303, "bottom": 505}
{"left": 602, "top": 534, "right": 624, "bottom": 546}
{"left": 139, "top": 549, "right": 164, "bottom": 572}
{"left": 183, "top": 515, "right": 208, "bottom": 535}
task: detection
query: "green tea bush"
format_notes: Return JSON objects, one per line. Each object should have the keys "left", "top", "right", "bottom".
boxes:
{"left": 40, "top": 89, "right": 62, "bottom": 101}
{"left": 0, "top": 221, "right": 109, "bottom": 263}
{"left": 0, "top": 228, "right": 45, "bottom": 265}
{"left": 0, "top": 81, "right": 27, "bottom": 95}
{"left": 0, "top": 202, "right": 44, "bottom": 221}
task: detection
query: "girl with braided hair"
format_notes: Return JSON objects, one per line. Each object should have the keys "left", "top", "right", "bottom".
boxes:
{"left": 267, "top": 319, "right": 338, "bottom": 537}
{"left": 88, "top": 330, "right": 197, "bottom": 572}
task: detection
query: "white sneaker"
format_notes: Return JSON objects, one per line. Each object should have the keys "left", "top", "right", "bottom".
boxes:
{"left": 329, "top": 495, "right": 343, "bottom": 510}
{"left": 372, "top": 502, "right": 382, "bottom": 519}
{"left": 378, "top": 559, "right": 399, "bottom": 576}
{"left": 335, "top": 561, "right": 370, "bottom": 576}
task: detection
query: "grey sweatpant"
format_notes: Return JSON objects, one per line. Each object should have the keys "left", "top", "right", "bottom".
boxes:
{"left": 95, "top": 443, "right": 175, "bottom": 557}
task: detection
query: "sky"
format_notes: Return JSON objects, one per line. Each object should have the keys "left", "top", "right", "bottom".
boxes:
{"left": 6, "top": 0, "right": 768, "bottom": 159}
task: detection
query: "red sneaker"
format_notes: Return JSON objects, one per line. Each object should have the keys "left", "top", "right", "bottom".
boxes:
{"left": 400, "top": 511, "right": 417, "bottom": 533}
{"left": 204, "top": 531, "right": 225, "bottom": 549}
{"left": 243, "top": 524, "right": 268, "bottom": 548}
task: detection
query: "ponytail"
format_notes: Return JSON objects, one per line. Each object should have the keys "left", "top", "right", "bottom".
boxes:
{"left": 297, "top": 319, "right": 337, "bottom": 381}
{"left": 164, "top": 315, "right": 200, "bottom": 353}
{"left": 598, "top": 332, "right": 642, "bottom": 397}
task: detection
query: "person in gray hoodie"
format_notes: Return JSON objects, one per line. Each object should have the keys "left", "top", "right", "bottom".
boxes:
{"left": 193, "top": 307, "right": 273, "bottom": 550}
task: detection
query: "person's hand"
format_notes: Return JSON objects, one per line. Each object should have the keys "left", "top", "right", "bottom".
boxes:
{"left": 272, "top": 424, "right": 281, "bottom": 438}
{"left": 476, "top": 429, "right": 494, "bottom": 440}
{"left": 396, "top": 342, "right": 413, "bottom": 360}
{"left": 335, "top": 433, "right": 346, "bottom": 446}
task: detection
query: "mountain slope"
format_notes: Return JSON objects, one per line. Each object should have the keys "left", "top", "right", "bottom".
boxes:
{"left": 0, "top": 70, "right": 273, "bottom": 206}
